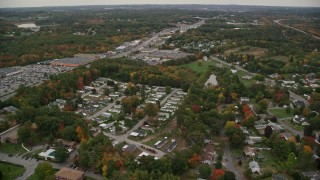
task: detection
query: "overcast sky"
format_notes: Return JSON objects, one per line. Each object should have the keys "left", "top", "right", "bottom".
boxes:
{"left": 1, "top": 0, "right": 320, "bottom": 8}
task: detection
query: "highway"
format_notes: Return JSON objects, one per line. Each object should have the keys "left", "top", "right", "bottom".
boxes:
{"left": 274, "top": 19, "right": 320, "bottom": 40}
{"left": 111, "top": 20, "right": 205, "bottom": 59}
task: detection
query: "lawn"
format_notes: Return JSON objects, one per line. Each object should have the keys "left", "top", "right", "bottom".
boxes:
{"left": 269, "top": 108, "right": 294, "bottom": 119}
{"left": 144, "top": 136, "right": 165, "bottom": 147}
{"left": 235, "top": 70, "right": 256, "bottom": 87}
{"left": 184, "top": 60, "right": 217, "bottom": 74}
{"left": 0, "top": 161, "right": 25, "bottom": 179}
{"left": 0, "top": 143, "right": 27, "bottom": 155}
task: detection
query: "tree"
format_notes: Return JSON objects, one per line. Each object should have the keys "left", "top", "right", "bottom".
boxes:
{"left": 34, "top": 162, "right": 54, "bottom": 179}
{"left": 103, "top": 88, "right": 110, "bottom": 96}
{"left": 17, "top": 126, "right": 31, "bottom": 143}
{"left": 144, "top": 103, "right": 159, "bottom": 117}
{"left": 212, "top": 169, "right": 225, "bottom": 180}
{"left": 224, "top": 171, "right": 236, "bottom": 180}
{"left": 215, "top": 161, "right": 222, "bottom": 169}
{"left": 198, "top": 164, "right": 211, "bottom": 179}
{"left": 295, "top": 135, "right": 301, "bottom": 142}
{"left": 165, "top": 86, "right": 172, "bottom": 94}
{"left": 264, "top": 126, "right": 273, "bottom": 138}
{"left": 122, "top": 97, "right": 133, "bottom": 114}
{"left": 286, "top": 152, "right": 296, "bottom": 170}
{"left": 62, "top": 126, "right": 77, "bottom": 141}
{"left": 54, "top": 147, "right": 68, "bottom": 162}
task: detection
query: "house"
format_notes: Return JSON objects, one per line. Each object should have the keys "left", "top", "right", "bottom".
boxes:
{"left": 1, "top": 106, "right": 19, "bottom": 114}
{"left": 246, "top": 136, "right": 263, "bottom": 145}
{"left": 56, "top": 139, "right": 77, "bottom": 149}
{"left": 249, "top": 161, "right": 260, "bottom": 173}
{"left": 240, "top": 97, "right": 250, "bottom": 104}
{"left": 202, "top": 144, "right": 215, "bottom": 165}
{"left": 134, "top": 129, "right": 147, "bottom": 137}
{"left": 204, "top": 74, "right": 219, "bottom": 87}
{"left": 231, "top": 69, "right": 238, "bottom": 74}
{"left": 267, "top": 121, "right": 285, "bottom": 132}
{"left": 302, "top": 171, "right": 320, "bottom": 180}
{"left": 280, "top": 133, "right": 292, "bottom": 141}
{"left": 292, "top": 100, "right": 305, "bottom": 108}
{"left": 123, "top": 144, "right": 137, "bottom": 154}
{"left": 156, "top": 137, "right": 168, "bottom": 148}
{"left": 166, "top": 140, "right": 177, "bottom": 152}
{"left": 55, "top": 167, "right": 85, "bottom": 180}
{"left": 244, "top": 146, "right": 255, "bottom": 156}
{"left": 242, "top": 75, "right": 253, "bottom": 80}
{"left": 101, "top": 112, "right": 112, "bottom": 118}
{"left": 293, "top": 115, "right": 309, "bottom": 126}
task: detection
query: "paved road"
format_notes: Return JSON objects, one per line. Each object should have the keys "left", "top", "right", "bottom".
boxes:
{"left": 223, "top": 142, "right": 245, "bottom": 180}
{"left": 89, "top": 96, "right": 125, "bottom": 119}
{"left": 274, "top": 19, "right": 320, "bottom": 40}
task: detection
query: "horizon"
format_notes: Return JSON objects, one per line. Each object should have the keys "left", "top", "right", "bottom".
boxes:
{"left": 1, "top": 0, "right": 320, "bottom": 8}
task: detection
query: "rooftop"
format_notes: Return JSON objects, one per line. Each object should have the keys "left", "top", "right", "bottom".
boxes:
{"left": 55, "top": 167, "right": 84, "bottom": 180}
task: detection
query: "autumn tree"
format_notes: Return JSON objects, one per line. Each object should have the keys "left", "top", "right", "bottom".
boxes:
{"left": 122, "top": 97, "right": 133, "bottom": 114}
{"left": 144, "top": 103, "right": 159, "bottom": 117}
{"left": 212, "top": 169, "right": 225, "bottom": 180}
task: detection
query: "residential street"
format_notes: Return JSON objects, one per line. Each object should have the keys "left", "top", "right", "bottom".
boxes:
{"left": 89, "top": 96, "right": 125, "bottom": 119}
{"left": 223, "top": 142, "right": 245, "bottom": 180}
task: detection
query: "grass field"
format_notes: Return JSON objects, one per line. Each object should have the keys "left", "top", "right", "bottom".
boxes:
{"left": 235, "top": 70, "right": 255, "bottom": 87}
{"left": 224, "top": 46, "right": 268, "bottom": 59}
{"left": 184, "top": 60, "right": 217, "bottom": 73}
{"left": 0, "top": 161, "right": 25, "bottom": 179}
{"left": 269, "top": 108, "right": 294, "bottom": 119}
{"left": 0, "top": 143, "right": 27, "bottom": 155}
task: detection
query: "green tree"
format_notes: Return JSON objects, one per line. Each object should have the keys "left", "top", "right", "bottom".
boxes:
{"left": 264, "top": 125, "right": 273, "bottom": 138}
{"left": 62, "top": 126, "right": 77, "bottom": 141}
{"left": 34, "top": 162, "right": 54, "bottom": 179}
{"left": 103, "top": 88, "right": 110, "bottom": 96}
{"left": 17, "top": 126, "right": 31, "bottom": 143}
{"left": 286, "top": 152, "right": 296, "bottom": 170}
{"left": 54, "top": 147, "right": 68, "bottom": 162}
{"left": 198, "top": 164, "right": 211, "bottom": 179}
{"left": 224, "top": 171, "right": 236, "bottom": 180}
{"left": 165, "top": 86, "right": 172, "bottom": 94}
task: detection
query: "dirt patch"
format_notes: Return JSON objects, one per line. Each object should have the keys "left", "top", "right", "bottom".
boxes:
{"left": 87, "top": 19, "right": 105, "bottom": 25}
